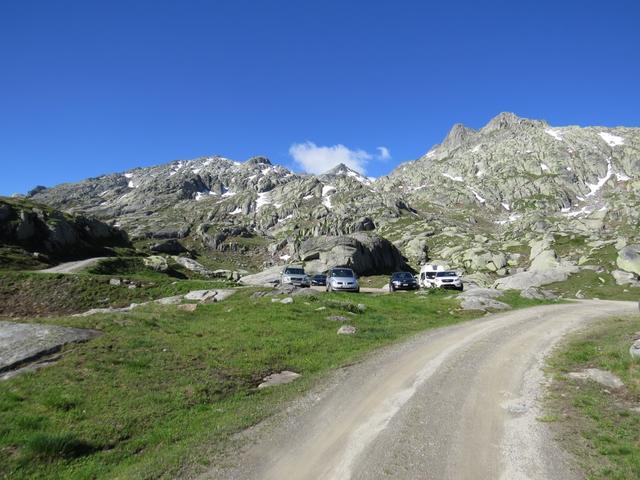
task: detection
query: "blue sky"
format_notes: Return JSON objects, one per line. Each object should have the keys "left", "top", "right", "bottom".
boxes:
{"left": 1, "top": 0, "right": 639, "bottom": 194}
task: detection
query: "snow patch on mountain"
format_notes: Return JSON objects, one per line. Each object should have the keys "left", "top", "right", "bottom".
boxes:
{"left": 545, "top": 128, "right": 563, "bottom": 141}
{"left": 599, "top": 132, "right": 624, "bottom": 147}
{"left": 442, "top": 173, "right": 464, "bottom": 182}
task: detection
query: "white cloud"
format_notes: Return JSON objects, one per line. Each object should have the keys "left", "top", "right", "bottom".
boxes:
{"left": 376, "top": 146, "right": 391, "bottom": 160}
{"left": 289, "top": 142, "right": 371, "bottom": 174}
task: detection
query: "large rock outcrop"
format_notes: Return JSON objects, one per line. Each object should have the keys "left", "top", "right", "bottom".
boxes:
{"left": 0, "top": 198, "right": 129, "bottom": 260}
{"left": 617, "top": 245, "right": 640, "bottom": 276}
{"left": 298, "top": 233, "right": 410, "bottom": 275}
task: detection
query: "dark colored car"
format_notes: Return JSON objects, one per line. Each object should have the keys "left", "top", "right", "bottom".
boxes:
{"left": 389, "top": 271, "right": 419, "bottom": 292}
{"left": 311, "top": 274, "right": 327, "bottom": 286}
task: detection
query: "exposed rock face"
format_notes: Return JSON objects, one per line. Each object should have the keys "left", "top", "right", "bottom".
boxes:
{"left": 617, "top": 245, "right": 640, "bottom": 276}
{"left": 0, "top": 198, "right": 129, "bottom": 261}
{"left": 299, "top": 233, "right": 409, "bottom": 275}
{"left": 151, "top": 239, "right": 187, "bottom": 254}
{"left": 568, "top": 369, "right": 624, "bottom": 389}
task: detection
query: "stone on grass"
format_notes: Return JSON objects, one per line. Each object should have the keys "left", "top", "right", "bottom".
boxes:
{"left": 568, "top": 368, "right": 624, "bottom": 389}
{"left": 177, "top": 303, "right": 197, "bottom": 312}
{"left": 612, "top": 270, "right": 640, "bottom": 287}
{"left": 337, "top": 325, "right": 357, "bottom": 335}
{"left": 155, "top": 295, "right": 183, "bottom": 305}
{"left": 460, "top": 296, "right": 511, "bottom": 311}
{"left": 109, "top": 278, "right": 122, "bottom": 286}
{"left": 258, "top": 370, "right": 301, "bottom": 389}
{"left": 326, "top": 315, "right": 349, "bottom": 322}
{"left": 280, "top": 297, "right": 294, "bottom": 304}
{"left": 617, "top": 244, "right": 640, "bottom": 276}
{"left": 520, "top": 287, "right": 557, "bottom": 300}
{"left": 356, "top": 303, "right": 366, "bottom": 313}
{"left": 630, "top": 340, "right": 640, "bottom": 360}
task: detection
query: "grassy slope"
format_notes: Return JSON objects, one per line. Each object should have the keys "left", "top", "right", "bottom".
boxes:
{"left": 0, "top": 288, "right": 546, "bottom": 479}
{"left": 0, "top": 271, "right": 231, "bottom": 317}
{"left": 545, "top": 315, "right": 640, "bottom": 479}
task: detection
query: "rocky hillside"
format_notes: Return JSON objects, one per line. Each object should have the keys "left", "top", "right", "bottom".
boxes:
{"left": 0, "top": 197, "right": 130, "bottom": 269}
{"left": 25, "top": 113, "right": 640, "bottom": 289}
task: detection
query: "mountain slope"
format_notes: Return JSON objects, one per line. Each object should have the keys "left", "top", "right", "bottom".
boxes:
{"left": 26, "top": 113, "right": 640, "bottom": 284}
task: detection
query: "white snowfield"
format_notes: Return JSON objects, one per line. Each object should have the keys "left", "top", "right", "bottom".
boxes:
{"left": 599, "top": 131, "right": 625, "bottom": 147}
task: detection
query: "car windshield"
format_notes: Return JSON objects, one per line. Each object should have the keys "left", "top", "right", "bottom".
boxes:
{"left": 285, "top": 268, "right": 305, "bottom": 275}
{"left": 332, "top": 269, "right": 355, "bottom": 278}
{"left": 436, "top": 271, "right": 457, "bottom": 277}
{"left": 393, "top": 272, "right": 414, "bottom": 280}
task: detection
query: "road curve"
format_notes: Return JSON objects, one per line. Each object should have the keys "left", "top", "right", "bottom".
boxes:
{"left": 38, "top": 257, "right": 107, "bottom": 274}
{"left": 205, "top": 300, "right": 638, "bottom": 480}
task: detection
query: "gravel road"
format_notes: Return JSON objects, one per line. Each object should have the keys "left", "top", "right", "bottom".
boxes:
{"left": 38, "top": 257, "right": 107, "bottom": 273}
{"left": 205, "top": 300, "right": 637, "bottom": 480}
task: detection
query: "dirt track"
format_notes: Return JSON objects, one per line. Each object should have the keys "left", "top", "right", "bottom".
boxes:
{"left": 205, "top": 300, "right": 637, "bottom": 480}
{"left": 38, "top": 257, "right": 106, "bottom": 273}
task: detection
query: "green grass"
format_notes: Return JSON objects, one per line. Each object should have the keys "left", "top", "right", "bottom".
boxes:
{"left": 547, "top": 270, "right": 640, "bottom": 301}
{"left": 86, "top": 256, "right": 202, "bottom": 280}
{"left": 0, "top": 287, "right": 534, "bottom": 479}
{"left": 545, "top": 315, "right": 640, "bottom": 479}
{"left": 0, "top": 271, "right": 231, "bottom": 317}
{"left": 0, "top": 246, "right": 51, "bottom": 271}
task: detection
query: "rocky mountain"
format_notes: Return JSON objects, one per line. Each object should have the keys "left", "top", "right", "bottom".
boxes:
{"left": 25, "top": 113, "right": 640, "bottom": 287}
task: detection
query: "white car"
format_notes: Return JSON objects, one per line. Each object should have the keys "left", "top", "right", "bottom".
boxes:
{"left": 427, "top": 270, "right": 463, "bottom": 291}
{"left": 280, "top": 266, "right": 311, "bottom": 287}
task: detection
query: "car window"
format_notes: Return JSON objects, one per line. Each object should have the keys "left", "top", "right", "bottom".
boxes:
{"left": 332, "top": 268, "right": 354, "bottom": 277}
{"left": 393, "top": 272, "right": 413, "bottom": 280}
{"left": 436, "top": 271, "right": 457, "bottom": 277}
{"left": 285, "top": 268, "right": 305, "bottom": 275}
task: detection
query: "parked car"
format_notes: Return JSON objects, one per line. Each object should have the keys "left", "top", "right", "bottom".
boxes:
{"left": 389, "top": 271, "right": 419, "bottom": 291}
{"left": 427, "top": 270, "right": 463, "bottom": 291}
{"left": 280, "top": 266, "right": 310, "bottom": 287}
{"left": 326, "top": 267, "right": 360, "bottom": 292}
{"left": 310, "top": 274, "right": 327, "bottom": 286}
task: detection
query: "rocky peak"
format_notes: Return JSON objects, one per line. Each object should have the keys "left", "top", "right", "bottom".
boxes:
{"left": 481, "top": 112, "right": 544, "bottom": 133}
{"left": 441, "top": 123, "right": 478, "bottom": 151}
{"left": 246, "top": 156, "right": 272, "bottom": 166}
{"left": 322, "top": 163, "right": 370, "bottom": 184}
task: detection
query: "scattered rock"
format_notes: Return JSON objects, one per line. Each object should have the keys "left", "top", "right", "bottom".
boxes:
{"left": 568, "top": 369, "right": 624, "bottom": 389}
{"left": 184, "top": 290, "right": 218, "bottom": 302}
{"left": 356, "top": 303, "right": 366, "bottom": 313}
{"left": 258, "top": 370, "right": 301, "bottom": 389}
{"left": 0, "top": 321, "right": 100, "bottom": 374}
{"left": 177, "top": 303, "right": 198, "bottom": 312}
{"left": 109, "top": 278, "right": 122, "bottom": 286}
{"left": 143, "top": 255, "right": 169, "bottom": 272}
{"left": 337, "top": 325, "right": 357, "bottom": 335}
{"left": 326, "top": 315, "right": 349, "bottom": 322}
{"left": 494, "top": 264, "right": 579, "bottom": 291}
{"left": 459, "top": 296, "right": 511, "bottom": 311}
{"left": 612, "top": 269, "right": 640, "bottom": 287}
{"left": 155, "top": 295, "right": 183, "bottom": 305}
{"left": 280, "top": 297, "right": 294, "bottom": 304}
{"left": 239, "top": 266, "right": 283, "bottom": 286}
{"left": 617, "top": 244, "right": 640, "bottom": 276}
{"left": 630, "top": 340, "right": 640, "bottom": 360}
{"left": 520, "top": 287, "right": 557, "bottom": 300}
